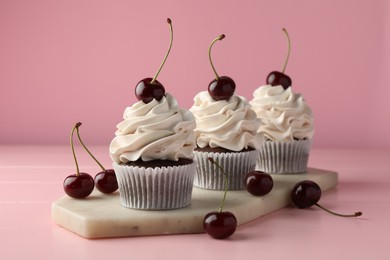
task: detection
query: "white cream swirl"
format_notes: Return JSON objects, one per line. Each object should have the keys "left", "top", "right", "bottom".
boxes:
{"left": 250, "top": 85, "right": 314, "bottom": 142}
{"left": 189, "top": 91, "right": 263, "bottom": 151}
{"left": 109, "top": 93, "right": 196, "bottom": 163}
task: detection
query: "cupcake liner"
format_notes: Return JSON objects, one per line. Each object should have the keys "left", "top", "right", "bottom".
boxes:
{"left": 113, "top": 161, "right": 196, "bottom": 210}
{"left": 256, "top": 139, "right": 312, "bottom": 174}
{"left": 193, "top": 149, "right": 258, "bottom": 190}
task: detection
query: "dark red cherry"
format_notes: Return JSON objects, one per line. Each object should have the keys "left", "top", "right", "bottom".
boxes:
{"left": 266, "top": 71, "right": 292, "bottom": 89}
{"left": 135, "top": 78, "right": 165, "bottom": 104}
{"left": 208, "top": 76, "right": 236, "bottom": 101}
{"left": 290, "top": 180, "right": 321, "bottom": 208}
{"left": 134, "top": 19, "right": 173, "bottom": 104}
{"left": 203, "top": 211, "right": 237, "bottom": 239}
{"left": 245, "top": 171, "right": 273, "bottom": 196}
{"left": 63, "top": 173, "right": 95, "bottom": 199}
{"left": 290, "top": 180, "right": 363, "bottom": 217}
{"left": 94, "top": 169, "right": 118, "bottom": 194}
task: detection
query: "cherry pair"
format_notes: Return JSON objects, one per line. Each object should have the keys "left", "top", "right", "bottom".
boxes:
{"left": 244, "top": 171, "right": 362, "bottom": 217}
{"left": 63, "top": 122, "right": 118, "bottom": 199}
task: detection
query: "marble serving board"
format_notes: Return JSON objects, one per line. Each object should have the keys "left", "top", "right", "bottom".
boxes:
{"left": 52, "top": 168, "right": 338, "bottom": 239}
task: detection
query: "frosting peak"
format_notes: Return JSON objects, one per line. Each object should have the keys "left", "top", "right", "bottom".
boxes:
{"left": 190, "top": 91, "right": 263, "bottom": 151}
{"left": 110, "top": 93, "right": 196, "bottom": 163}
{"left": 250, "top": 85, "right": 314, "bottom": 142}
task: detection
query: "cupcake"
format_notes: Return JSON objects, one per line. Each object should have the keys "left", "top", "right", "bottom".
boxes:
{"left": 250, "top": 85, "right": 314, "bottom": 174}
{"left": 250, "top": 28, "right": 314, "bottom": 174}
{"left": 109, "top": 18, "right": 196, "bottom": 210}
{"left": 110, "top": 93, "right": 196, "bottom": 210}
{"left": 190, "top": 91, "right": 263, "bottom": 190}
{"left": 189, "top": 33, "right": 262, "bottom": 190}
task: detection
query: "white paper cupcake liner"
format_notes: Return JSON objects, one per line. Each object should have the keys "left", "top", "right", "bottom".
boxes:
{"left": 193, "top": 149, "right": 258, "bottom": 190}
{"left": 113, "top": 161, "right": 196, "bottom": 210}
{"left": 256, "top": 139, "right": 312, "bottom": 174}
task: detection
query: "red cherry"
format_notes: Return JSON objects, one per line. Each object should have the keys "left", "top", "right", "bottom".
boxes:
{"left": 135, "top": 78, "right": 165, "bottom": 104}
{"left": 94, "top": 169, "right": 118, "bottom": 194}
{"left": 291, "top": 180, "right": 363, "bottom": 217}
{"left": 208, "top": 76, "right": 236, "bottom": 101}
{"left": 63, "top": 172, "right": 94, "bottom": 199}
{"left": 291, "top": 180, "right": 321, "bottom": 208}
{"left": 244, "top": 171, "right": 273, "bottom": 196}
{"left": 75, "top": 123, "right": 118, "bottom": 194}
{"left": 203, "top": 158, "right": 237, "bottom": 239}
{"left": 208, "top": 34, "right": 235, "bottom": 101}
{"left": 266, "top": 71, "right": 291, "bottom": 89}
{"left": 135, "top": 18, "right": 172, "bottom": 103}
{"left": 64, "top": 122, "right": 95, "bottom": 199}
{"left": 203, "top": 211, "right": 237, "bottom": 239}
{"left": 266, "top": 28, "right": 292, "bottom": 89}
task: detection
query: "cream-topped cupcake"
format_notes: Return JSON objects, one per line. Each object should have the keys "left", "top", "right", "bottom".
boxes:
{"left": 250, "top": 85, "right": 314, "bottom": 174}
{"left": 190, "top": 91, "right": 263, "bottom": 190}
{"left": 110, "top": 93, "right": 197, "bottom": 210}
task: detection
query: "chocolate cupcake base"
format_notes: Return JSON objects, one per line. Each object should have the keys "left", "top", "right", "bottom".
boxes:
{"left": 193, "top": 148, "right": 258, "bottom": 190}
{"left": 113, "top": 160, "right": 196, "bottom": 210}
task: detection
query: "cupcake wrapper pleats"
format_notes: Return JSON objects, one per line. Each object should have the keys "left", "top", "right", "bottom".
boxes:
{"left": 113, "top": 161, "right": 196, "bottom": 210}
{"left": 256, "top": 139, "right": 312, "bottom": 174}
{"left": 193, "top": 150, "right": 259, "bottom": 190}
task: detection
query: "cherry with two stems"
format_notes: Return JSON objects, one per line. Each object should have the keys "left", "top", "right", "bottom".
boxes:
{"left": 266, "top": 28, "right": 292, "bottom": 89}
{"left": 245, "top": 171, "right": 273, "bottom": 196}
{"left": 75, "top": 123, "right": 118, "bottom": 194}
{"left": 291, "top": 180, "right": 363, "bottom": 217}
{"left": 135, "top": 18, "right": 173, "bottom": 104}
{"left": 208, "top": 34, "right": 236, "bottom": 101}
{"left": 203, "top": 157, "right": 237, "bottom": 239}
{"left": 63, "top": 123, "right": 95, "bottom": 199}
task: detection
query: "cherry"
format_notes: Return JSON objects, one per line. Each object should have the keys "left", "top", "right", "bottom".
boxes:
{"left": 291, "top": 180, "right": 363, "bottom": 217}
{"left": 64, "top": 173, "right": 95, "bottom": 199}
{"left": 203, "top": 211, "right": 237, "bottom": 240}
{"left": 203, "top": 158, "right": 237, "bottom": 239}
{"left": 75, "top": 123, "right": 118, "bottom": 194}
{"left": 94, "top": 169, "right": 118, "bottom": 194}
{"left": 135, "top": 18, "right": 173, "bottom": 103}
{"left": 63, "top": 122, "right": 94, "bottom": 199}
{"left": 266, "top": 71, "right": 291, "bottom": 89}
{"left": 135, "top": 78, "right": 165, "bottom": 104}
{"left": 266, "top": 28, "right": 292, "bottom": 89}
{"left": 244, "top": 171, "right": 273, "bottom": 196}
{"left": 208, "top": 34, "right": 236, "bottom": 101}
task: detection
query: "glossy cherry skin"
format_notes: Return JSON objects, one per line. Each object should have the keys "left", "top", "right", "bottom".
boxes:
{"left": 208, "top": 76, "right": 236, "bottom": 101}
{"left": 245, "top": 171, "right": 273, "bottom": 196}
{"left": 63, "top": 172, "right": 95, "bottom": 199}
{"left": 203, "top": 211, "right": 237, "bottom": 239}
{"left": 94, "top": 169, "right": 118, "bottom": 194}
{"left": 266, "top": 71, "right": 292, "bottom": 89}
{"left": 290, "top": 180, "right": 321, "bottom": 208}
{"left": 135, "top": 77, "right": 165, "bottom": 104}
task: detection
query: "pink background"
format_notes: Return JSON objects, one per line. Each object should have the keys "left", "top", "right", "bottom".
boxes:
{"left": 1, "top": 0, "right": 389, "bottom": 148}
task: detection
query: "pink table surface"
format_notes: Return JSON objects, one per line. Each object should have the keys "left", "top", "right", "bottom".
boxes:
{"left": 0, "top": 145, "right": 389, "bottom": 260}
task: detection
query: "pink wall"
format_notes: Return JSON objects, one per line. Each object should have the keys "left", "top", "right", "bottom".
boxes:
{"left": 1, "top": 0, "right": 389, "bottom": 148}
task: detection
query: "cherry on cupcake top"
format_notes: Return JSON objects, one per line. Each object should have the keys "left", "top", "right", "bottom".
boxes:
{"left": 207, "top": 34, "right": 236, "bottom": 101}
{"left": 266, "top": 28, "right": 292, "bottom": 89}
{"left": 135, "top": 18, "right": 173, "bottom": 104}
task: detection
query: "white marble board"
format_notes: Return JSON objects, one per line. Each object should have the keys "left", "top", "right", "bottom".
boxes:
{"left": 52, "top": 168, "right": 338, "bottom": 239}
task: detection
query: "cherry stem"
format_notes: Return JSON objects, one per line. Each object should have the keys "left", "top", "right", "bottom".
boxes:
{"left": 75, "top": 123, "right": 106, "bottom": 171}
{"left": 314, "top": 203, "right": 362, "bottom": 218}
{"left": 208, "top": 157, "right": 228, "bottom": 213}
{"left": 208, "top": 34, "right": 225, "bottom": 80}
{"left": 150, "top": 18, "right": 173, "bottom": 85}
{"left": 281, "top": 28, "right": 291, "bottom": 74}
{"left": 70, "top": 122, "right": 82, "bottom": 176}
